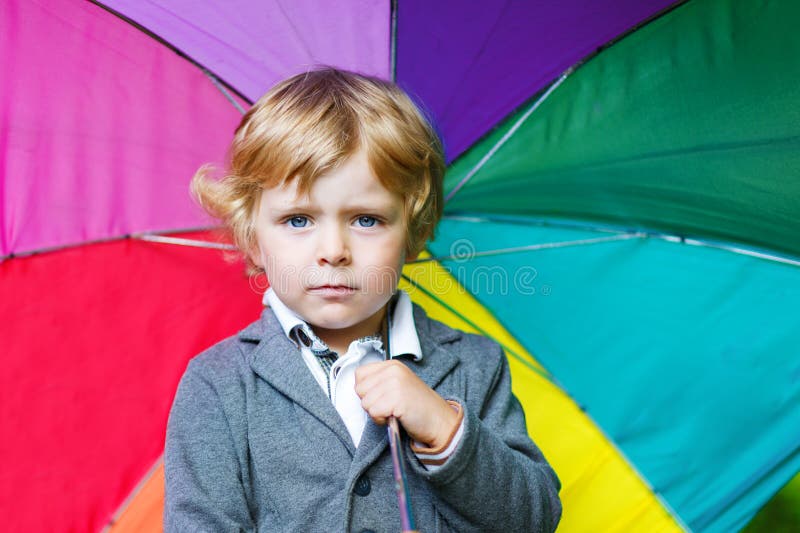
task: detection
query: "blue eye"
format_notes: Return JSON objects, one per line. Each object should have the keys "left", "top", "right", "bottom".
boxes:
{"left": 356, "top": 216, "right": 377, "bottom": 227}
{"left": 287, "top": 216, "right": 308, "bottom": 228}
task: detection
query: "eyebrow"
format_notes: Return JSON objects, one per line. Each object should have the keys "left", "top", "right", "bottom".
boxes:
{"left": 341, "top": 203, "right": 399, "bottom": 214}
{"left": 268, "top": 201, "right": 399, "bottom": 216}
{"left": 267, "top": 203, "right": 318, "bottom": 216}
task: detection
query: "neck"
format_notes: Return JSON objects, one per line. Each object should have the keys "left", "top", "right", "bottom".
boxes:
{"left": 312, "top": 306, "right": 387, "bottom": 355}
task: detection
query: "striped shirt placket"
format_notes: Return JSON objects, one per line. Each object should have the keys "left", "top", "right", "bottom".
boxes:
{"left": 292, "top": 325, "right": 382, "bottom": 398}
{"left": 312, "top": 349, "right": 338, "bottom": 398}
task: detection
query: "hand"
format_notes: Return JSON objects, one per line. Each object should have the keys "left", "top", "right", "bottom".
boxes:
{"left": 354, "top": 360, "right": 460, "bottom": 449}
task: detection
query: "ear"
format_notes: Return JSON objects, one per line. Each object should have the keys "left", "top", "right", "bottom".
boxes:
{"left": 247, "top": 235, "right": 267, "bottom": 270}
{"left": 249, "top": 247, "right": 266, "bottom": 271}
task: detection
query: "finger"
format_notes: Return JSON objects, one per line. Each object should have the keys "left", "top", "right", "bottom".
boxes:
{"left": 355, "top": 373, "right": 407, "bottom": 403}
{"left": 360, "top": 359, "right": 409, "bottom": 376}
{"left": 354, "top": 360, "right": 390, "bottom": 381}
{"left": 360, "top": 387, "right": 406, "bottom": 422}
{"left": 354, "top": 371, "right": 387, "bottom": 398}
{"left": 354, "top": 363, "right": 404, "bottom": 397}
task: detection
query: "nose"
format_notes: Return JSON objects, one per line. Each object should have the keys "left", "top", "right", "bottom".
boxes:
{"left": 317, "top": 224, "right": 351, "bottom": 266}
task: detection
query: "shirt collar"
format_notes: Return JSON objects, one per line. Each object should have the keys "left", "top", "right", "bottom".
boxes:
{"left": 386, "top": 289, "right": 423, "bottom": 360}
{"left": 262, "top": 288, "right": 423, "bottom": 360}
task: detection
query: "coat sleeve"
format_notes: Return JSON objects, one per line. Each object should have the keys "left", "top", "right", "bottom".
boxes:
{"left": 163, "top": 358, "right": 255, "bottom": 532}
{"left": 407, "top": 337, "right": 562, "bottom": 533}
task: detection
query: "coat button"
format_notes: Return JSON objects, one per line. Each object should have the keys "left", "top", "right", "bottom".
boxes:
{"left": 354, "top": 476, "right": 371, "bottom": 496}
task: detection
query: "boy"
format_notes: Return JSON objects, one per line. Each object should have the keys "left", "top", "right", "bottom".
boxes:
{"left": 165, "top": 67, "right": 561, "bottom": 532}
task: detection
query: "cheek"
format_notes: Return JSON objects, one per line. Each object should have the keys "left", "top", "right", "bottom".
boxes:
{"left": 363, "top": 246, "right": 406, "bottom": 292}
{"left": 255, "top": 231, "right": 299, "bottom": 271}
{"left": 365, "top": 232, "right": 406, "bottom": 263}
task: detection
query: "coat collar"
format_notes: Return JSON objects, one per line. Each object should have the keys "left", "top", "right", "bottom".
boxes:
{"left": 238, "top": 302, "right": 463, "bottom": 464}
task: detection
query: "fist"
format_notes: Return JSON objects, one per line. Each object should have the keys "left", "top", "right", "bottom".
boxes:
{"left": 354, "top": 360, "right": 460, "bottom": 449}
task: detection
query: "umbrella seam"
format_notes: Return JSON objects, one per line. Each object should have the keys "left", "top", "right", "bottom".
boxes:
{"left": 101, "top": 454, "right": 164, "bottom": 532}
{"left": 442, "top": 0, "right": 690, "bottom": 169}
{"left": 0, "top": 226, "right": 223, "bottom": 260}
{"left": 409, "top": 233, "right": 645, "bottom": 264}
{"left": 400, "top": 271, "right": 555, "bottom": 383}
{"left": 135, "top": 233, "right": 237, "bottom": 250}
{"left": 691, "top": 438, "right": 800, "bottom": 530}
{"left": 86, "top": 0, "right": 253, "bottom": 106}
{"left": 390, "top": 0, "right": 398, "bottom": 82}
{"left": 203, "top": 70, "right": 246, "bottom": 115}
{"left": 573, "top": 409, "right": 691, "bottom": 532}
{"left": 438, "top": 214, "right": 800, "bottom": 268}
{"left": 402, "top": 266, "right": 691, "bottom": 530}
{"left": 443, "top": 71, "right": 570, "bottom": 204}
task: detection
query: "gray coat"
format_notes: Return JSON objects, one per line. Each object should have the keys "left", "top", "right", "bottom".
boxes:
{"left": 164, "top": 304, "right": 561, "bottom": 532}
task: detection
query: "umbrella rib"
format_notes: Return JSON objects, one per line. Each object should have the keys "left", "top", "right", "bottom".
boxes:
{"left": 438, "top": 215, "right": 800, "bottom": 268}
{"left": 203, "top": 70, "right": 246, "bottom": 115}
{"left": 443, "top": 214, "right": 635, "bottom": 234}
{"left": 134, "top": 233, "right": 236, "bottom": 250}
{"left": 86, "top": 0, "right": 252, "bottom": 107}
{"left": 443, "top": 71, "right": 571, "bottom": 204}
{"left": 390, "top": 0, "right": 399, "bottom": 82}
{"left": 409, "top": 233, "right": 645, "bottom": 264}
{"left": 667, "top": 236, "right": 800, "bottom": 267}
{"left": 101, "top": 455, "right": 164, "bottom": 532}
{"left": 0, "top": 226, "right": 223, "bottom": 261}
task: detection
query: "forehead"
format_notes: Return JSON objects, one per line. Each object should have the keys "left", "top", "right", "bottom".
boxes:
{"left": 260, "top": 150, "right": 402, "bottom": 210}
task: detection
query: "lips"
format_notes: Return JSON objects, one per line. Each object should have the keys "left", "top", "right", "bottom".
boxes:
{"left": 307, "top": 285, "right": 356, "bottom": 296}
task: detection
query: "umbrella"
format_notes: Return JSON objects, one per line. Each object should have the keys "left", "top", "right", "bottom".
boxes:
{"left": 2, "top": 0, "right": 799, "bottom": 531}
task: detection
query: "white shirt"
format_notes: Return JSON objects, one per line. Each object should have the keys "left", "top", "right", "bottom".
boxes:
{"left": 263, "top": 288, "right": 463, "bottom": 468}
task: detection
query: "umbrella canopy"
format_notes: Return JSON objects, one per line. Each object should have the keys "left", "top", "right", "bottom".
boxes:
{"left": 2, "top": 1, "right": 799, "bottom": 531}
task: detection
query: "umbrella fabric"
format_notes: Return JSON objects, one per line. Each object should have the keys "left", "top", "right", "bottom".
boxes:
{"left": 1, "top": 1, "right": 258, "bottom": 530}
{"left": 2, "top": 1, "right": 799, "bottom": 532}
{"left": 0, "top": 1, "right": 238, "bottom": 256}
{"left": 442, "top": 2, "right": 800, "bottom": 528}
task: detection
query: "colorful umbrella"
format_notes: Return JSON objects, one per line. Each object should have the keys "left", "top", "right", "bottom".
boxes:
{"left": 2, "top": 1, "right": 799, "bottom": 531}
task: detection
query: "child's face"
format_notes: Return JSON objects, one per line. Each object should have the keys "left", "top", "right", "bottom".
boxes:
{"left": 254, "top": 149, "right": 413, "bottom": 345}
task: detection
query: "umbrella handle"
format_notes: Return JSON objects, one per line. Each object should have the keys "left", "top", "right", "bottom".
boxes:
{"left": 387, "top": 416, "right": 416, "bottom": 531}
{"left": 384, "top": 304, "right": 417, "bottom": 531}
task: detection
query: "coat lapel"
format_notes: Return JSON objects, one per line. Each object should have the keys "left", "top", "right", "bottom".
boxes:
{"left": 406, "top": 304, "right": 462, "bottom": 391}
{"left": 241, "top": 308, "right": 356, "bottom": 454}
{"left": 239, "top": 303, "right": 464, "bottom": 473}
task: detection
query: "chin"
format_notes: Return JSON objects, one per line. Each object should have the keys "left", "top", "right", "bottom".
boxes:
{"left": 305, "top": 307, "right": 380, "bottom": 330}
{"left": 308, "top": 315, "right": 365, "bottom": 331}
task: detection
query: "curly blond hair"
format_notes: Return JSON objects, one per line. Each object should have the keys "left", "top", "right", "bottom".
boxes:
{"left": 191, "top": 67, "right": 445, "bottom": 273}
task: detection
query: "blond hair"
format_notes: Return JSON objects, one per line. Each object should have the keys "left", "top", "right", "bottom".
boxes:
{"left": 191, "top": 67, "right": 445, "bottom": 273}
